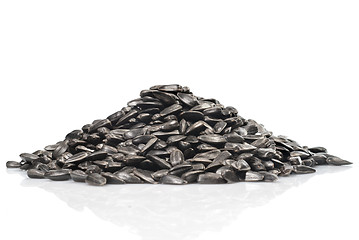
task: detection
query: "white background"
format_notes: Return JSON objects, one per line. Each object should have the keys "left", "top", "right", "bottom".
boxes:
{"left": 1, "top": 1, "right": 358, "bottom": 240}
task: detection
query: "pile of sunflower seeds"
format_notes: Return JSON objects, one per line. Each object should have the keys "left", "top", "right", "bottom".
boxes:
{"left": 6, "top": 84, "right": 352, "bottom": 186}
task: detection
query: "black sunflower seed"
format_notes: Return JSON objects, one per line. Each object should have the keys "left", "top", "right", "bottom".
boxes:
{"left": 45, "top": 170, "right": 71, "bottom": 181}
{"left": 160, "top": 175, "right": 187, "bottom": 185}
{"left": 70, "top": 170, "right": 88, "bottom": 182}
{"left": 27, "top": 169, "right": 45, "bottom": 179}
{"left": 177, "top": 93, "right": 199, "bottom": 107}
{"left": 197, "top": 172, "right": 225, "bottom": 184}
{"left": 6, "top": 161, "right": 21, "bottom": 168}
{"left": 85, "top": 173, "right": 107, "bottom": 186}
{"left": 326, "top": 156, "right": 352, "bottom": 166}
{"left": 293, "top": 165, "right": 316, "bottom": 174}
{"left": 169, "top": 149, "right": 185, "bottom": 166}
{"left": 101, "top": 172, "right": 125, "bottom": 184}
{"left": 179, "top": 111, "right": 204, "bottom": 122}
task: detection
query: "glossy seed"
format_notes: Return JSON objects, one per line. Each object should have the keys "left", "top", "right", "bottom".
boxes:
{"left": 151, "top": 169, "right": 169, "bottom": 181}
{"left": 214, "top": 121, "right": 227, "bottom": 134}
{"left": 70, "top": 170, "right": 88, "bottom": 182}
{"left": 160, "top": 104, "right": 183, "bottom": 117}
{"left": 133, "top": 169, "right": 156, "bottom": 184}
{"left": 168, "top": 163, "right": 192, "bottom": 176}
{"left": 231, "top": 159, "right": 251, "bottom": 171}
{"left": 293, "top": 165, "right": 316, "bottom": 174}
{"left": 45, "top": 170, "right": 71, "bottom": 181}
{"left": 86, "top": 173, "right": 107, "bottom": 186}
{"left": 180, "top": 111, "right": 204, "bottom": 121}
{"left": 27, "top": 169, "right": 45, "bottom": 179}
{"left": 181, "top": 170, "right": 204, "bottom": 183}
{"left": 177, "top": 93, "right": 199, "bottom": 107}
{"left": 326, "top": 156, "right": 352, "bottom": 166}
{"left": 52, "top": 141, "right": 69, "bottom": 159}
{"left": 115, "top": 171, "right": 143, "bottom": 183}
{"left": 20, "top": 153, "right": 39, "bottom": 163}
{"left": 308, "top": 146, "right": 327, "bottom": 153}
{"left": 245, "top": 171, "right": 264, "bottom": 182}
{"left": 198, "top": 173, "right": 225, "bottom": 184}
{"left": 160, "top": 175, "right": 187, "bottom": 185}
{"left": 65, "top": 152, "right": 89, "bottom": 164}
{"left": 101, "top": 172, "right": 126, "bottom": 184}
{"left": 170, "top": 149, "right": 185, "bottom": 166}
{"left": 260, "top": 171, "right": 279, "bottom": 182}
{"left": 147, "top": 155, "right": 171, "bottom": 169}
{"left": 152, "top": 91, "right": 178, "bottom": 105}
{"left": 220, "top": 169, "right": 239, "bottom": 183}
{"left": 198, "top": 134, "right": 226, "bottom": 144}
{"left": 6, "top": 161, "right": 21, "bottom": 168}
{"left": 140, "top": 137, "right": 158, "bottom": 153}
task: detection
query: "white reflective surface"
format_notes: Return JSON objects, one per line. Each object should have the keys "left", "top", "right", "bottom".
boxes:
{"left": 2, "top": 165, "right": 358, "bottom": 240}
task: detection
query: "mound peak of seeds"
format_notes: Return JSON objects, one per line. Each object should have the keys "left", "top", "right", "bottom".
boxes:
{"left": 6, "top": 84, "right": 352, "bottom": 185}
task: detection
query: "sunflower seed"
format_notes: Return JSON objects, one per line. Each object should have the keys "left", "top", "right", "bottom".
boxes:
{"left": 198, "top": 134, "right": 226, "bottom": 144}
{"left": 27, "top": 169, "right": 45, "bottom": 179}
{"left": 169, "top": 149, "right": 185, "bottom": 166}
{"left": 180, "top": 111, "right": 204, "bottom": 121}
{"left": 160, "top": 175, "right": 187, "bottom": 185}
{"left": 326, "top": 156, "right": 352, "bottom": 166}
{"left": 214, "top": 121, "right": 227, "bottom": 134}
{"left": 221, "top": 170, "right": 238, "bottom": 183}
{"left": 86, "top": 173, "right": 107, "bottom": 186}
{"left": 231, "top": 159, "right": 251, "bottom": 171}
{"left": 101, "top": 172, "right": 126, "bottom": 184}
{"left": 147, "top": 155, "right": 171, "bottom": 169}
{"left": 160, "top": 104, "right": 182, "bottom": 117}
{"left": 131, "top": 169, "right": 155, "bottom": 183}
{"left": 293, "top": 165, "right": 316, "bottom": 174}
{"left": 115, "top": 171, "right": 143, "bottom": 183}
{"left": 245, "top": 171, "right": 264, "bottom": 182}
{"left": 20, "top": 153, "right": 39, "bottom": 163}
{"left": 181, "top": 170, "right": 204, "bottom": 183}
{"left": 151, "top": 169, "right": 169, "bottom": 181}
{"left": 177, "top": 93, "right": 199, "bottom": 107}
{"left": 45, "top": 170, "right": 71, "bottom": 181}
{"left": 65, "top": 152, "right": 89, "bottom": 164}
{"left": 308, "top": 146, "right": 327, "bottom": 153}
{"left": 6, "top": 161, "right": 21, "bottom": 168}
{"left": 52, "top": 141, "right": 69, "bottom": 159}
{"left": 198, "top": 173, "right": 225, "bottom": 184}
{"left": 70, "top": 170, "right": 88, "bottom": 182}
{"left": 168, "top": 163, "right": 192, "bottom": 176}
{"left": 259, "top": 171, "right": 279, "bottom": 182}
